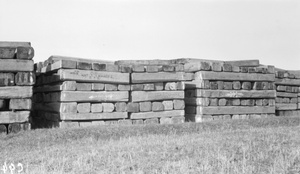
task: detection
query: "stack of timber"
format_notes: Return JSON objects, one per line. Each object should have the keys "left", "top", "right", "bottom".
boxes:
{"left": 275, "top": 69, "right": 300, "bottom": 116}
{"left": 115, "top": 60, "right": 191, "bottom": 124}
{"left": 182, "top": 59, "right": 276, "bottom": 122}
{"left": 33, "top": 56, "right": 131, "bottom": 128}
{"left": 0, "top": 41, "right": 34, "bottom": 134}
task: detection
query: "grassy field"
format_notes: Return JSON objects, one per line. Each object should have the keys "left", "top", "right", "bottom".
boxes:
{"left": 1, "top": 117, "right": 300, "bottom": 174}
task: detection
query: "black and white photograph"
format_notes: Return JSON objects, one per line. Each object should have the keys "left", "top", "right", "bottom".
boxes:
{"left": 0, "top": 0, "right": 300, "bottom": 173}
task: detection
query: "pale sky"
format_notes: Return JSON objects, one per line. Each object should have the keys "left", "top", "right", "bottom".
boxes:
{"left": 0, "top": 0, "right": 299, "bottom": 70}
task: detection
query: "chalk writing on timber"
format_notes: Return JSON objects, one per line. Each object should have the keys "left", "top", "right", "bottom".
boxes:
{"left": 69, "top": 70, "right": 114, "bottom": 80}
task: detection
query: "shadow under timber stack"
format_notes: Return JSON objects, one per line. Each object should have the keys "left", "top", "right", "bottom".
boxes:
{"left": 0, "top": 41, "right": 35, "bottom": 134}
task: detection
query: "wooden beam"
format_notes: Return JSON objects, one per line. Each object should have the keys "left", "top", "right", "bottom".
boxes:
{"left": 275, "top": 78, "right": 300, "bottom": 86}
{"left": 9, "top": 99, "right": 32, "bottom": 110}
{"left": 193, "top": 89, "right": 276, "bottom": 98}
{"left": 16, "top": 47, "right": 34, "bottom": 59}
{"left": 276, "top": 92, "right": 298, "bottom": 98}
{"left": 41, "top": 60, "right": 77, "bottom": 73}
{"left": 131, "top": 72, "right": 188, "bottom": 83}
{"left": 275, "top": 103, "right": 297, "bottom": 110}
{"left": 130, "top": 110, "right": 184, "bottom": 119}
{"left": 47, "top": 55, "right": 114, "bottom": 65}
{"left": 0, "top": 41, "right": 31, "bottom": 47}
{"left": 0, "top": 59, "right": 34, "bottom": 72}
{"left": 61, "top": 112, "right": 128, "bottom": 121}
{"left": 58, "top": 69, "right": 130, "bottom": 84}
{"left": 225, "top": 59, "right": 260, "bottom": 67}
{"left": 195, "top": 71, "right": 275, "bottom": 82}
{"left": 0, "top": 86, "right": 32, "bottom": 99}
{"left": 195, "top": 106, "right": 275, "bottom": 115}
{"left": 0, "top": 73, "right": 15, "bottom": 86}
{"left": 0, "top": 111, "right": 30, "bottom": 124}
{"left": 131, "top": 91, "right": 184, "bottom": 102}
{"left": 45, "top": 91, "right": 129, "bottom": 102}
{"left": 115, "top": 59, "right": 173, "bottom": 65}
{"left": 0, "top": 47, "right": 16, "bottom": 59}
{"left": 15, "top": 72, "right": 35, "bottom": 86}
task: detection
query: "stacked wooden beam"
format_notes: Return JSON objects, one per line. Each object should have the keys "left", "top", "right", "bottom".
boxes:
{"left": 182, "top": 59, "right": 276, "bottom": 122}
{"left": 33, "top": 56, "right": 131, "bottom": 128}
{"left": 0, "top": 41, "right": 34, "bottom": 133}
{"left": 115, "top": 60, "right": 191, "bottom": 124}
{"left": 275, "top": 70, "right": 300, "bottom": 116}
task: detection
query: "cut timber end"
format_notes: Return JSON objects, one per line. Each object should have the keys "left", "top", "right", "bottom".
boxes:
{"left": 41, "top": 60, "right": 77, "bottom": 73}
{"left": 0, "top": 59, "right": 34, "bottom": 72}
{"left": 0, "top": 47, "right": 16, "bottom": 59}
{"left": 0, "top": 111, "right": 30, "bottom": 124}
{"left": 58, "top": 69, "right": 130, "bottom": 84}
{"left": 16, "top": 47, "right": 34, "bottom": 59}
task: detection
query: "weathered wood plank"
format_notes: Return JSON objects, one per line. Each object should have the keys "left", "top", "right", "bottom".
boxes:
{"left": 0, "top": 41, "right": 31, "bottom": 47}
{"left": 34, "top": 81, "right": 76, "bottom": 93}
{"left": 46, "top": 91, "right": 129, "bottom": 102}
{"left": 61, "top": 112, "right": 128, "bottom": 121}
{"left": 0, "top": 59, "right": 34, "bottom": 72}
{"left": 130, "top": 110, "right": 184, "bottom": 119}
{"left": 195, "top": 106, "right": 275, "bottom": 115}
{"left": 275, "top": 103, "right": 298, "bottom": 110}
{"left": 58, "top": 69, "right": 130, "bottom": 84}
{"left": 41, "top": 60, "right": 77, "bottom": 73}
{"left": 47, "top": 55, "right": 113, "bottom": 65}
{"left": 0, "top": 111, "right": 30, "bottom": 124}
{"left": 0, "top": 73, "right": 15, "bottom": 86}
{"left": 276, "top": 92, "right": 298, "bottom": 98}
{"left": 275, "top": 78, "right": 300, "bottom": 86}
{"left": 194, "top": 89, "right": 276, "bottom": 98}
{"left": 131, "top": 91, "right": 184, "bottom": 102}
{"left": 115, "top": 59, "right": 173, "bottom": 65}
{"left": 0, "top": 86, "right": 32, "bottom": 99}
{"left": 131, "top": 72, "right": 188, "bottom": 83}
{"left": 195, "top": 71, "right": 275, "bottom": 82}
{"left": 225, "top": 60, "right": 260, "bottom": 67}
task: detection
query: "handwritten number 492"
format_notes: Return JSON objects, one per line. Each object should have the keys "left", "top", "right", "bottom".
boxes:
{"left": 1, "top": 162, "right": 23, "bottom": 173}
